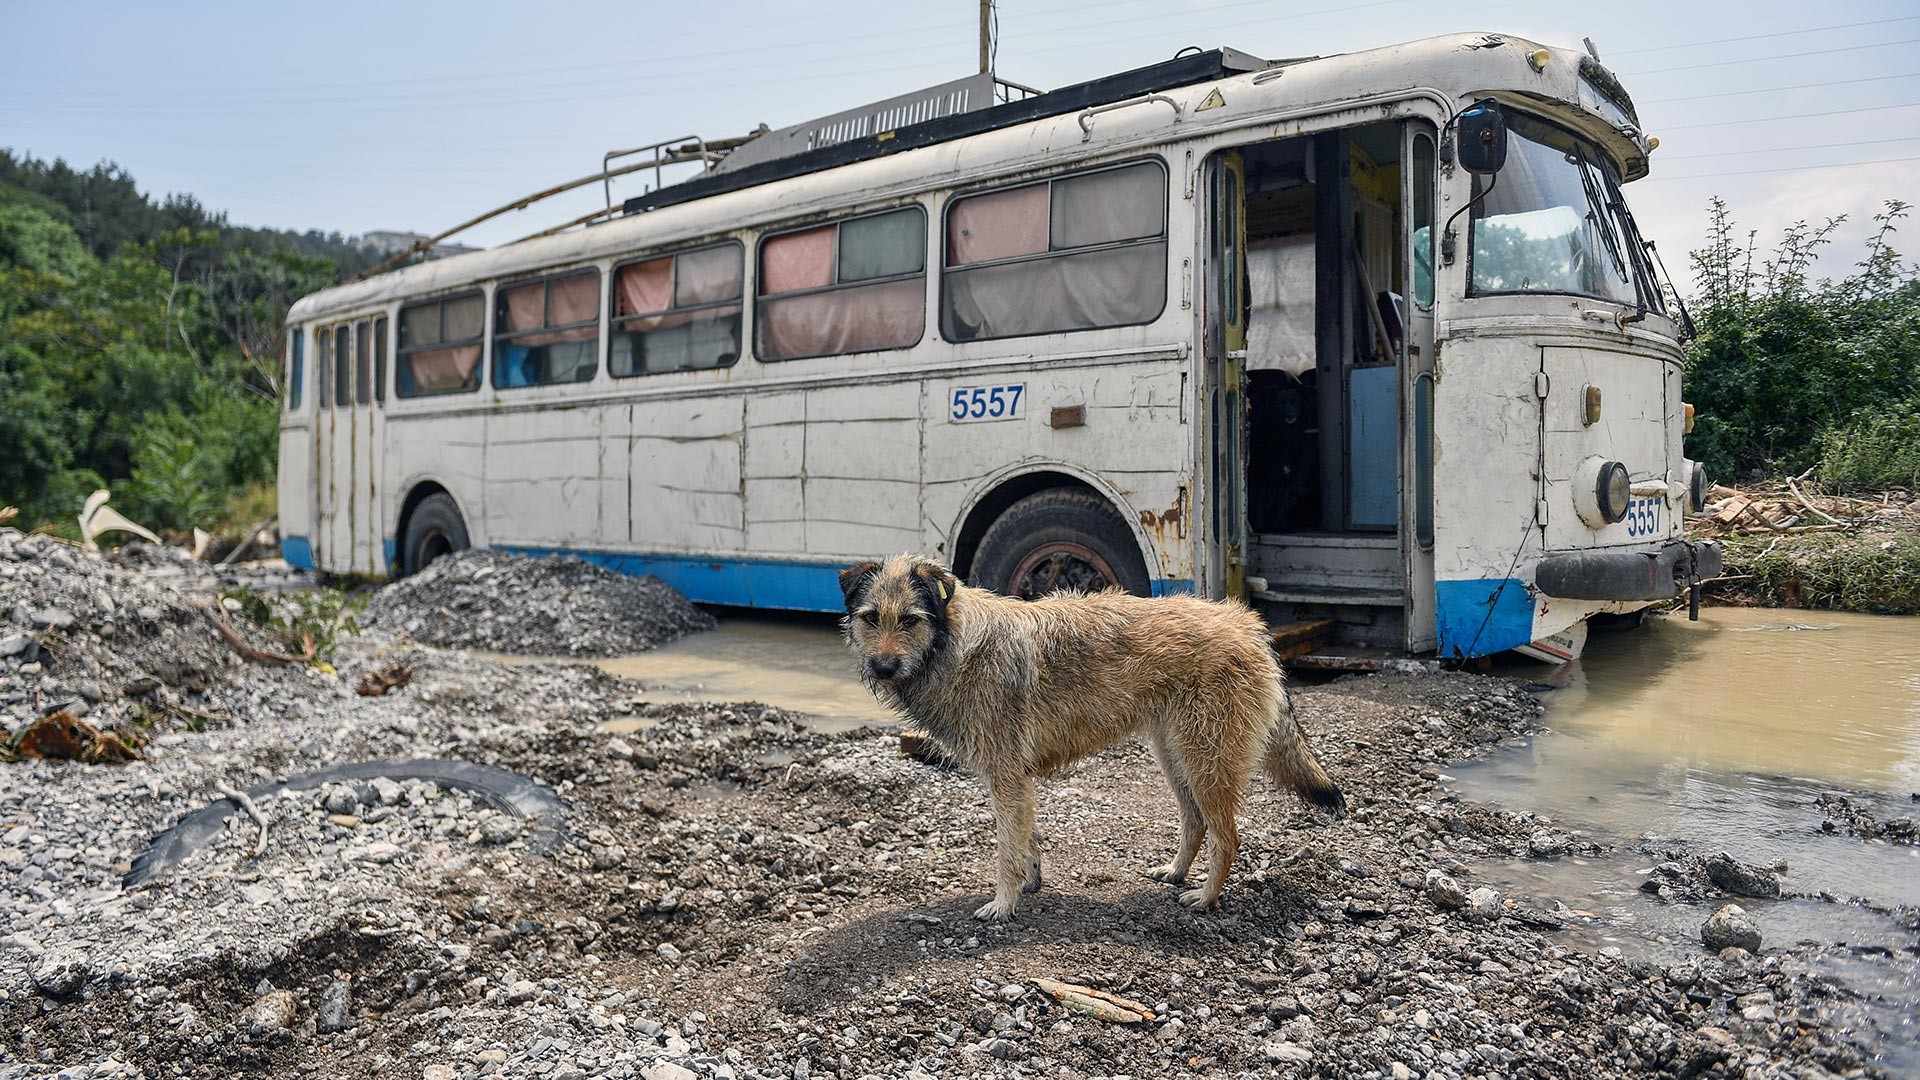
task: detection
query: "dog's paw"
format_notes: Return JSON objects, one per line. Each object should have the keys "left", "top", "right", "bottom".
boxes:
{"left": 973, "top": 897, "right": 1018, "bottom": 921}
{"left": 1147, "top": 863, "right": 1188, "bottom": 885}
{"left": 1177, "top": 887, "right": 1220, "bottom": 910}
{"left": 1022, "top": 858, "right": 1044, "bottom": 895}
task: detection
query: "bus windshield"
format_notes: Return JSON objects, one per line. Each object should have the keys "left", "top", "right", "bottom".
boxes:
{"left": 1468, "top": 111, "right": 1660, "bottom": 313}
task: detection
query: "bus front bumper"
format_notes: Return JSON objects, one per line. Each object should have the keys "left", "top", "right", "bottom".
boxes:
{"left": 1533, "top": 540, "right": 1723, "bottom": 602}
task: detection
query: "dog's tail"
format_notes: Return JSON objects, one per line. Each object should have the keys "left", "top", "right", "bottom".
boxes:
{"left": 1265, "top": 692, "right": 1346, "bottom": 818}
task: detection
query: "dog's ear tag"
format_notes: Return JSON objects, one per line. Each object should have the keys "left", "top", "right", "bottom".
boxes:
{"left": 937, "top": 580, "right": 949, "bottom": 600}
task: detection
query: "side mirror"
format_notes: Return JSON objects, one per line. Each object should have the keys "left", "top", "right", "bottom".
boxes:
{"left": 1455, "top": 99, "right": 1507, "bottom": 175}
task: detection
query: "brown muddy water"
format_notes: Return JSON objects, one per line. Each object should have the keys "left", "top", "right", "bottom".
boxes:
{"left": 1455, "top": 608, "right": 1920, "bottom": 1069}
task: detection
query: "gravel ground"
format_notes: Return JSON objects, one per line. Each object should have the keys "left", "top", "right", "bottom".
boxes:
{"left": 366, "top": 550, "right": 716, "bottom": 657}
{"left": 3, "top": 530, "right": 1913, "bottom": 1079}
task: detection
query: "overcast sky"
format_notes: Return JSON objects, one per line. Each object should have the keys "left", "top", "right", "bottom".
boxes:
{"left": 4, "top": 0, "right": 1915, "bottom": 290}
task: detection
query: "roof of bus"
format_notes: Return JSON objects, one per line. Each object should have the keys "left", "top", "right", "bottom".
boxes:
{"left": 289, "top": 31, "right": 1645, "bottom": 324}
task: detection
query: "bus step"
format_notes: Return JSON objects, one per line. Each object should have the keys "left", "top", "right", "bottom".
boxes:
{"left": 1266, "top": 618, "right": 1337, "bottom": 662}
{"left": 1252, "top": 585, "right": 1403, "bottom": 607}
{"left": 1288, "top": 645, "right": 1443, "bottom": 674}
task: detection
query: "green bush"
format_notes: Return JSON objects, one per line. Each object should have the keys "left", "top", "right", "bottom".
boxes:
{"left": 1818, "top": 400, "right": 1920, "bottom": 493}
{"left": 1685, "top": 200, "right": 1919, "bottom": 482}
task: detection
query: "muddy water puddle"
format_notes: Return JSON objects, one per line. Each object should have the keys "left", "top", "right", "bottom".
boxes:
{"left": 482, "top": 611, "right": 895, "bottom": 733}
{"left": 1455, "top": 608, "right": 1920, "bottom": 1067}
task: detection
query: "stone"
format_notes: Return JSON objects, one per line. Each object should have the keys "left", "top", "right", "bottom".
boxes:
{"left": 423, "top": 1067, "right": 455, "bottom": 1080}
{"left": 1527, "top": 829, "right": 1567, "bottom": 858}
{"left": 656, "top": 942, "right": 682, "bottom": 961}
{"left": 641, "top": 1064, "right": 697, "bottom": 1080}
{"left": 1425, "top": 869, "right": 1468, "bottom": 910}
{"left": 120, "top": 673, "right": 161, "bottom": 696}
{"left": 322, "top": 785, "right": 360, "bottom": 814}
{"left": 352, "top": 842, "right": 402, "bottom": 864}
{"left": 1702, "top": 904, "right": 1762, "bottom": 952}
{"left": 0, "top": 632, "right": 32, "bottom": 658}
{"left": 1703, "top": 852, "right": 1780, "bottom": 899}
{"left": 370, "top": 776, "right": 405, "bottom": 805}
{"left": 244, "top": 988, "right": 299, "bottom": 1038}
{"left": 316, "top": 978, "right": 352, "bottom": 1033}
{"left": 1465, "top": 886, "right": 1503, "bottom": 920}
{"left": 29, "top": 958, "right": 87, "bottom": 999}
{"left": 479, "top": 814, "right": 520, "bottom": 845}
{"left": 29, "top": 608, "right": 76, "bottom": 631}
{"left": 326, "top": 814, "right": 360, "bottom": 829}
{"left": 506, "top": 979, "right": 539, "bottom": 1004}
{"left": 1263, "top": 1042, "right": 1313, "bottom": 1063}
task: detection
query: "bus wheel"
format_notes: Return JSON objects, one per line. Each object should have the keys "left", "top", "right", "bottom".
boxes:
{"left": 971, "top": 489, "right": 1151, "bottom": 599}
{"left": 401, "top": 492, "right": 468, "bottom": 576}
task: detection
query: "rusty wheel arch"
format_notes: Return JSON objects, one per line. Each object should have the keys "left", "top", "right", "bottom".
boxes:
{"left": 393, "top": 481, "right": 456, "bottom": 575}
{"left": 950, "top": 470, "right": 1156, "bottom": 583}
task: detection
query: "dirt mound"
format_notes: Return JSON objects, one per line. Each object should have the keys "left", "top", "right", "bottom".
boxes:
{"left": 366, "top": 550, "right": 715, "bottom": 657}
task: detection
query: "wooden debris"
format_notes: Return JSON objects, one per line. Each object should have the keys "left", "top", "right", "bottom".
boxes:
{"left": 10, "top": 711, "right": 146, "bottom": 764}
{"left": 356, "top": 662, "right": 414, "bottom": 697}
{"left": 1691, "top": 480, "right": 1890, "bottom": 539}
{"left": 216, "top": 781, "right": 269, "bottom": 856}
{"left": 191, "top": 598, "right": 315, "bottom": 665}
{"left": 1031, "top": 978, "right": 1157, "bottom": 1024}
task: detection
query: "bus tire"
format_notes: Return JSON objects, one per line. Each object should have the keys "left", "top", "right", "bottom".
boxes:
{"left": 970, "top": 489, "right": 1151, "bottom": 600}
{"left": 400, "top": 492, "right": 468, "bottom": 576}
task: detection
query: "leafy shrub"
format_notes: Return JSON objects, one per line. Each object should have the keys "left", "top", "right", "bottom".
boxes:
{"left": 1818, "top": 400, "right": 1920, "bottom": 493}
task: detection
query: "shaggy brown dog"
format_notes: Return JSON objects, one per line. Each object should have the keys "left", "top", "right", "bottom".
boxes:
{"left": 840, "top": 554, "right": 1344, "bottom": 920}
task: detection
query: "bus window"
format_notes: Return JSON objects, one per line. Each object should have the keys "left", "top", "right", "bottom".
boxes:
{"left": 943, "top": 159, "right": 1168, "bottom": 342}
{"left": 316, "top": 326, "right": 331, "bottom": 410}
{"left": 493, "top": 269, "right": 600, "bottom": 389}
{"left": 373, "top": 317, "right": 388, "bottom": 403}
{"left": 354, "top": 320, "right": 372, "bottom": 404}
{"left": 287, "top": 327, "right": 303, "bottom": 410}
{"left": 333, "top": 325, "right": 351, "bottom": 407}
{"left": 611, "top": 242, "right": 742, "bottom": 376}
{"left": 396, "top": 292, "right": 485, "bottom": 398}
{"left": 756, "top": 206, "right": 926, "bottom": 361}
{"left": 1412, "top": 133, "right": 1435, "bottom": 310}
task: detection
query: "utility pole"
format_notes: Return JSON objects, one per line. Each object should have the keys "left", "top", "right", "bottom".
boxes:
{"left": 979, "top": 0, "right": 991, "bottom": 75}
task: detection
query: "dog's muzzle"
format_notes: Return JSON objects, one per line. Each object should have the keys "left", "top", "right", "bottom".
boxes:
{"left": 868, "top": 658, "right": 902, "bottom": 681}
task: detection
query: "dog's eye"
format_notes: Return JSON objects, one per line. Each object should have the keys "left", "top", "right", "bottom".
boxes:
{"left": 898, "top": 613, "right": 920, "bottom": 627}
{"left": 858, "top": 611, "right": 879, "bottom": 625}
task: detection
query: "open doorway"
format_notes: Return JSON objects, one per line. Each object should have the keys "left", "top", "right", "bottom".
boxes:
{"left": 1222, "top": 121, "right": 1411, "bottom": 646}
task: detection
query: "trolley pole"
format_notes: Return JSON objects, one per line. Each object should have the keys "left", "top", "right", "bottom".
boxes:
{"left": 979, "top": 0, "right": 991, "bottom": 74}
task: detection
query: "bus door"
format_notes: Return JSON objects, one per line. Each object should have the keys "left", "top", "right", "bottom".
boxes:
{"left": 1206, "top": 150, "right": 1249, "bottom": 600}
{"left": 315, "top": 316, "right": 387, "bottom": 574}
{"left": 1402, "top": 123, "right": 1438, "bottom": 652}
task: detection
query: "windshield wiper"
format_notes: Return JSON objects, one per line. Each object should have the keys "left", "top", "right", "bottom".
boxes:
{"left": 1574, "top": 148, "right": 1630, "bottom": 287}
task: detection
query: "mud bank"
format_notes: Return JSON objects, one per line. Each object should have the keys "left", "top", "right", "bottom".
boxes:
{"left": 2, "top": 532, "right": 1910, "bottom": 1078}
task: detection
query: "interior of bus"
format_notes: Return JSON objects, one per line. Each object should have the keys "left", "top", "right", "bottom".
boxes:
{"left": 1217, "top": 119, "right": 1435, "bottom": 651}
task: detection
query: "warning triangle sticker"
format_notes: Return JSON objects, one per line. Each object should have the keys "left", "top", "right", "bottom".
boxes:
{"left": 1196, "top": 87, "right": 1226, "bottom": 112}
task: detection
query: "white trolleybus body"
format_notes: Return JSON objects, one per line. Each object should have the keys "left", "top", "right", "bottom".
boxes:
{"left": 279, "top": 32, "right": 1720, "bottom": 664}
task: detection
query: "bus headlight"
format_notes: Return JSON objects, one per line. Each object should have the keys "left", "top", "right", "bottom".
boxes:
{"left": 1688, "top": 459, "right": 1709, "bottom": 512}
{"left": 1574, "top": 456, "right": 1633, "bottom": 528}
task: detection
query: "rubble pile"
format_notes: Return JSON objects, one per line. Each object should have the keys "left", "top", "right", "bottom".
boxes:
{"left": 1691, "top": 481, "right": 1918, "bottom": 539}
{"left": 1, "top": 532, "right": 1911, "bottom": 1078}
{"left": 366, "top": 550, "right": 716, "bottom": 657}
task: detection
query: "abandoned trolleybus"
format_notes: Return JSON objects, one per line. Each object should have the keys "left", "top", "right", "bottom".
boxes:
{"left": 279, "top": 31, "right": 1721, "bottom": 663}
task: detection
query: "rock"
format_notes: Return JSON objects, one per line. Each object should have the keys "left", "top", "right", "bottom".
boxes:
{"left": 29, "top": 608, "right": 76, "bottom": 631}
{"left": 322, "top": 785, "right": 360, "bottom": 814}
{"left": 641, "top": 1064, "right": 697, "bottom": 1080}
{"left": 1263, "top": 1041, "right": 1313, "bottom": 1063}
{"left": 423, "top": 1067, "right": 455, "bottom": 1080}
{"left": 1527, "top": 829, "right": 1567, "bottom": 858}
{"left": 0, "top": 632, "right": 32, "bottom": 658}
{"left": 1702, "top": 904, "right": 1763, "bottom": 952}
{"left": 1465, "top": 886, "right": 1502, "bottom": 919}
{"left": 370, "top": 776, "right": 405, "bottom": 806}
{"left": 120, "top": 673, "right": 161, "bottom": 696}
{"left": 1425, "top": 869, "right": 1468, "bottom": 910}
{"left": 29, "top": 957, "right": 88, "bottom": 999}
{"left": 351, "top": 842, "right": 402, "bottom": 864}
{"left": 475, "top": 1048, "right": 509, "bottom": 1068}
{"left": 326, "top": 813, "right": 360, "bottom": 828}
{"left": 506, "top": 979, "right": 538, "bottom": 1004}
{"left": 243, "top": 988, "right": 299, "bottom": 1038}
{"left": 1704, "top": 852, "right": 1780, "bottom": 899}
{"left": 656, "top": 942, "right": 682, "bottom": 961}
{"left": 316, "top": 978, "right": 351, "bottom": 1033}
{"left": 479, "top": 814, "right": 520, "bottom": 845}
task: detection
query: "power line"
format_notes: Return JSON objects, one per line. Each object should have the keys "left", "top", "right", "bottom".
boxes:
{"left": 1644, "top": 155, "right": 1920, "bottom": 182}
{"left": 1659, "top": 101, "right": 1920, "bottom": 131}
{"left": 1625, "top": 38, "right": 1920, "bottom": 77}
{"left": 1641, "top": 71, "right": 1920, "bottom": 105}
{"left": 1660, "top": 136, "right": 1920, "bottom": 160}
{"left": 1607, "top": 15, "right": 1920, "bottom": 56}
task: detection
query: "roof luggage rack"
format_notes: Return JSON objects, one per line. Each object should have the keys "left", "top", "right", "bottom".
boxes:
{"left": 622, "top": 46, "right": 1280, "bottom": 216}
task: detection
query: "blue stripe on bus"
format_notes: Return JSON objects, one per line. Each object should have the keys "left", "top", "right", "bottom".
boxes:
{"left": 383, "top": 537, "right": 398, "bottom": 570}
{"left": 496, "top": 546, "right": 1198, "bottom": 612}
{"left": 281, "top": 536, "right": 314, "bottom": 571}
{"left": 1434, "top": 577, "right": 1535, "bottom": 659}
{"left": 498, "top": 547, "right": 849, "bottom": 612}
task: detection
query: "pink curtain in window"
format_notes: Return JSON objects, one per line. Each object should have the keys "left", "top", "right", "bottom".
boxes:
{"left": 758, "top": 279, "right": 923, "bottom": 360}
{"left": 760, "top": 226, "right": 834, "bottom": 294}
{"left": 548, "top": 272, "right": 598, "bottom": 326}
{"left": 616, "top": 257, "right": 673, "bottom": 319}
{"left": 500, "top": 283, "right": 544, "bottom": 332}
{"left": 947, "top": 184, "right": 1047, "bottom": 266}
{"left": 406, "top": 344, "right": 482, "bottom": 393}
